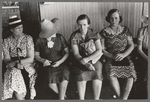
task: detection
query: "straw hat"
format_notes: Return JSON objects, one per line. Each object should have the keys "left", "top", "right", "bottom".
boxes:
{"left": 39, "top": 18, "right": 61, "bottom": 38}
{"left": 8, "top": 15, "right": 22, "bottom": 29}
{"left": 141, "top": 15, "right": 148, "bottom": 24}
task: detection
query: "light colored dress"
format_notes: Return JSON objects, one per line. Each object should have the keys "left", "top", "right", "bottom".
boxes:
{"left": 2, "top": 33, "right": 37, "bottom": 100}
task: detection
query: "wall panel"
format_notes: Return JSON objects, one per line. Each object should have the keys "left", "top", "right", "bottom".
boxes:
{"left": 40, "top": 2, "right": 147, "bottom": 40}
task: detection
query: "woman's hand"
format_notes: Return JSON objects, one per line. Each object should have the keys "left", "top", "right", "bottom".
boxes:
{"left": 115, "top": 53, "right": 126, "bottom": 61}
{"left": 51, "top": 61, "right": 61, "bottom": 68}
{"left": 17, "top": 63, "right": 24, "bottom": 70}
{"left": 85, "top": 63, "right": 95, "bottom": 71}
{"left": 43, "top": 60, "right": 52, "bottom": 67}
{"left": 7, "top": 61, "right": 17, "bottom": 68}
{"left": 80, "top": 58, "right": 89, "bottom": 65}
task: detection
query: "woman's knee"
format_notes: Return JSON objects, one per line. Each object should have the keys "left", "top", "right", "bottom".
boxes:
{"left": 94, "top": 61, "right": 102, "bottom": 68}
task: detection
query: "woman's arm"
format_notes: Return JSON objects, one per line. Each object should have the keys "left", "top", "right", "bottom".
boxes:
{"left": 101, "top": 38, "right": 115, "bottom": 60}
{"left": 57, "top": 47, "right": 69, "bottom": 64}
{"left": 137, "top": 29, "right": 148, "bottom": 61}
{"left": 122, "top": 37, "right": 134, "bottom": 56}
{"left": 51, "top": 47, "right": 69, "bottom": 67}
{"left": 71, "top": 43, "right": 83, "bottom": 64}
{"left": 82, "top": 39, "right": 103, "bottom": 62}
{"left": 137, "top": 42, "right": 148, "bottom": 61}
{"left": 3, "top": 42, "right": 17, "bottom": 68}
{"left": 4, "top": 53, "right": 17, "bottom": 69}
{"left": 34, "top": 51, "right": 47, "bottom": 64}
{"left": 115, "top": 37, "right": 134, "bottom": 61}
{"left": 20, "top": 47, "right": 34, "bottom": 64}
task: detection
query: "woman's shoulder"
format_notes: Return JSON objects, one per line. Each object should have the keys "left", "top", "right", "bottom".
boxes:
{"left": 100, "top": 26, "right": 110, "bottom": 34}
{"left": 23, "top": 33, "right": 33, "bottom": 39}
{"left": 87, "top": 28, "right": 100, "bottom": 38}
{"left": 70, "top": 29, "right": 81, "bottom": 40}
{"left": 88, "top": 28, "right": 98, "bottom": 33}
{"left": 3, "top": 35, "right": 12, "bottom": 43}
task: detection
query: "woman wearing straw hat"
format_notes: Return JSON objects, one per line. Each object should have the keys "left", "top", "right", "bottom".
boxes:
{"left": 34, "top": 18, "right": 70, "bottom": 100}
{"left": 2, "top": 15, "right": 37, "bottom": 100}
{"left": 136, "top": 15, "right": 148, "bottom": 99}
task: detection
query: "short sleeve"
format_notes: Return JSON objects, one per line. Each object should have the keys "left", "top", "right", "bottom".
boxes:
{"left": 137, "top": 27, "right": 144, "bottom": 42}
{"left": 27, "top": 35, "right": 34, "bottom": 50}
{"left": 35, "top": 38, "right": 41, "bottom": 52}
{"left": 2, "top": 38, "right": 10, "bottom": 57}
{"left": 69, "top": 33, "right": 78, "bottom": 45}
{"left": 94, "top": 32, "right": 101, "bottom": 41}
{"left": 99, "top": 29, "right": 105, "bottom": 39}
{"left": 60, "top": 35, "right": 68, "bottom": 48}
{"left": 125, "top": 27, "right": 133, "bottom": 40}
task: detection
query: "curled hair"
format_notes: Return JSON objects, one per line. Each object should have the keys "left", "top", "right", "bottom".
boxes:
{"left": 105, "top": 9, "right": 123, "bottom": 23}
{"left": 76, "top": 14, "right": 91, "bottom": 24}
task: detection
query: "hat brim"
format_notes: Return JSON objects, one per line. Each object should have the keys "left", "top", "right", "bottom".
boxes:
{"left": 8, "top": 22, "right": 22, "bottom": 29}
{"left": 39, "top": 24, "right": 60, "bottom": 38}
{"left": 141, "top": 15, "right": 148, "bottom": 24}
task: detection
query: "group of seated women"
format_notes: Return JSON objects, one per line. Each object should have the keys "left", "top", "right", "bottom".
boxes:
{"left": 2, "top": 8, "right": 148, "bottom": 100}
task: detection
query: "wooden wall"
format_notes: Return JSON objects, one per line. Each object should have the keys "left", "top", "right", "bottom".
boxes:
{"left": 40, "top": 2, "right": 148, "bottom": 41}
{"left": 2, "top": 7, "right": 20, "bottom": 28}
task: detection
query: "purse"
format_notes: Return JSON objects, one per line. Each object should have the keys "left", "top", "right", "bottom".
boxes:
{"left": 112, "top": 57, "right": 130, "bottom": 66}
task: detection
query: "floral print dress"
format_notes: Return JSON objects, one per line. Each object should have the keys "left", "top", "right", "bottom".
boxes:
{"left": 100, "top": 25, "right": 137, "bottom": 81}
{"left": 2, "top": 33, "right": 37, "bottom": 100}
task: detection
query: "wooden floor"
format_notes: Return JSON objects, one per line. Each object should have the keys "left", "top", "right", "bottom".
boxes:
{"left": 33, "top": 73, "right": 140, "bottom": 100}
{"left": 5, "top": 73, "right": 146, "bottom": 100}
{"left": 34, "top": 74, "right": 116, "bottom": 100}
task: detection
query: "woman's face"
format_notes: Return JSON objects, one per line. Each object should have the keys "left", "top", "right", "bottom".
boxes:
{"left": 11, "top": 24, "right": 23, "bottom": 36}
{"left": 109, "top": 12, "right": 120, "bottom": 26}
{"left": 78, "top": 19, "right": 89, "bottom": 34}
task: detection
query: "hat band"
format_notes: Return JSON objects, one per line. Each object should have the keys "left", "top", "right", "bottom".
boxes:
{"left": 9, "top": 20, "right": 21, "bottom": 25}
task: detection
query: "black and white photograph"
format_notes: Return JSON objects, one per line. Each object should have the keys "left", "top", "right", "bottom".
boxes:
{"left": 1, "top": 1, "right": 149, "bottom": 100}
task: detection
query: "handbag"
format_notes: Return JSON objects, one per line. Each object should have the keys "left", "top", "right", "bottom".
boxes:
{"left": 112, "top": 57, "right": 130, "bottom": 66}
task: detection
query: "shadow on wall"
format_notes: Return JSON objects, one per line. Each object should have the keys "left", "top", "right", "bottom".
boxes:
{"left": 2, "top": 26, "right": 12, "bottom": 40}
{"left": 22, "top": 19, "right": 41, "bottom": 43}
{"left": 2, "top": 19, "right": 41, "bottom": 44}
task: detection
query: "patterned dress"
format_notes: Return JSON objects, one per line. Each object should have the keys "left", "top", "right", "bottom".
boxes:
{"left": 69, "top": 28, "right": 103, "bottom": 81}
{"left": 2, "top": 33, "right": 37, "bottom": 100}
{"left": 35, "top": 34, "right": 70, "bottom": 85}
{"left": 100, "top": 25, "right": 137, "bottom": 81}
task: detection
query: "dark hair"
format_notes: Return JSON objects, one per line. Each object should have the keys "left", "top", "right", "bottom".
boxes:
{"left": 76, "top": 14, "right": 91, "bottom": 24}
{"left": 105, "top": 9, "right": 123, "bottom": 23}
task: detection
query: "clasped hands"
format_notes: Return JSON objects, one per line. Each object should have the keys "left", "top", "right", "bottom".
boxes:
{"left": 113, "top": 53, "right": 126, "bottom": 61}
{"left": 6, "top": 61, "right": 24, "bottom": 70}
{"left": 43, "top": 59, "right": 61, "bottom": 68}
{"left": 80, "top": 57, "right": 95, "bottom": 71}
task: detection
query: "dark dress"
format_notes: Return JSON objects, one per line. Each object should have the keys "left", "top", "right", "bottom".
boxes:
{"left": 69, "top": 28, "right": 103, "bottom": 81}
{"left": 100, "top": 25, "right": 137, "bottom": 82}
{"left": 35, "top": 33, "right": 70, "bottom": 84}
{"left": 135, "top": 26, "right": 148, "bottom": 98}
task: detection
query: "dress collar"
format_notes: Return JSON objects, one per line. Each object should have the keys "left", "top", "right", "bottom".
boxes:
{"left": 104, "top": 25, "right": 124, "bottom": 35}
{"left": 46, "top": 33, "right": 56, "bottom": 42}
{"left": 73, "top": 28, "right": 94, "bottom": 40}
